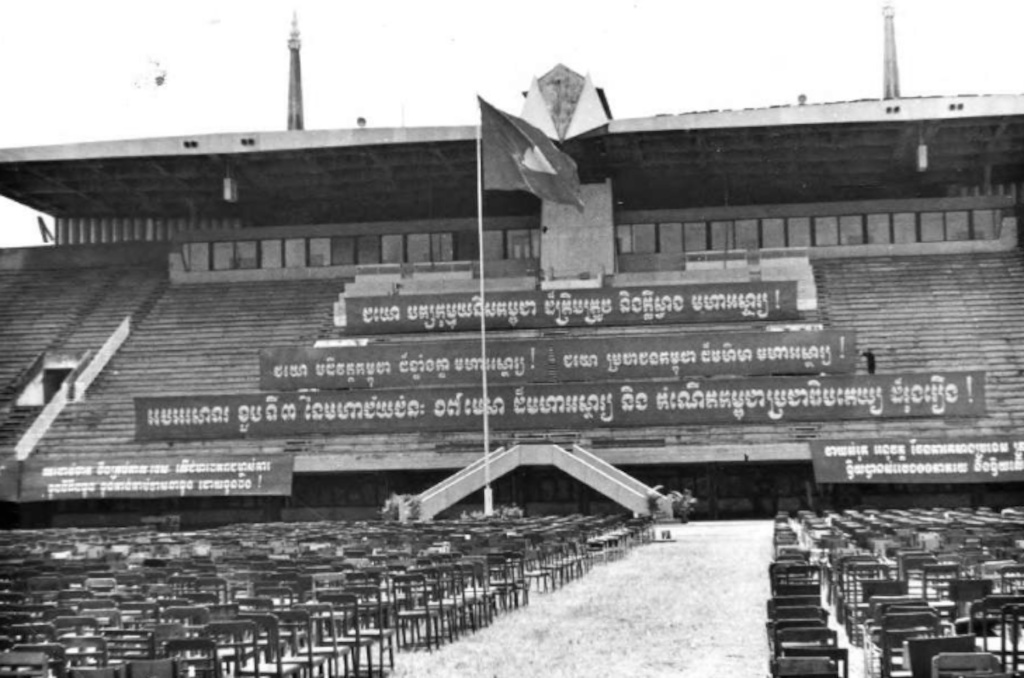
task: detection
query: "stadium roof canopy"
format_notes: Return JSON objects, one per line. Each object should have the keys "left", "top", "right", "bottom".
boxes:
{"left": 2, "top": 94, "right": 1024, "bottom": 226}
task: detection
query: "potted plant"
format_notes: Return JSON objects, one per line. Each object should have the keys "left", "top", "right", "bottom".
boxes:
{"left": 668, "top": 489, "right": 698, "bottom": 523}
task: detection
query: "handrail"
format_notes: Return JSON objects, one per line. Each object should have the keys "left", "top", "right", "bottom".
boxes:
{"left": 418, "top": 446, "right": 509, "bottom": 503}
{"left": 73, "top": 315, "right": 131, "bottom": 402}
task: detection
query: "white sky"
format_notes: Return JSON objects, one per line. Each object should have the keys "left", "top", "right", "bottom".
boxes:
{"left": 2, "top": 0, "right": 1023, "bottom": 248}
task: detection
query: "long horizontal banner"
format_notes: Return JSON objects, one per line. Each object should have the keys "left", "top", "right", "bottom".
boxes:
{"left": 261, "top": 330, "right": 857, "bottom": 390}
{"left": 339, "top": 282, "right": 800, "bottom": 334}
{"left": 260, "top": 341, "right": 547, "bottom": 390}
{"left": 811, "top": 437, "right": 1024, "bottom": 484}
{"left": 19, "top": 455, "right": 294, "bottom": 502}
{"left": 136, "top": 371, "right": 984, "bottom": 441}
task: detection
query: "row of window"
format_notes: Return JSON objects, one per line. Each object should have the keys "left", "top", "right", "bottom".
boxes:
{"left": 183, "top": 228, "right": 542, "bottom": 272}
{"left": 616, "top": 209, "right": 1000, "bottom": 255}
{"left": 181, "top": 209, "right": 1001, "bottom": 272}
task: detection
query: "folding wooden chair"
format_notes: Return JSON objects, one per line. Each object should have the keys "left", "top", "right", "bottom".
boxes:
{"left": 930, "top": 652, "right": 1006, "bottom": 678}
{"left": 903, "top": 634, "right": 975, "bottom": 678}
{"left": 0, "top": 652, "right": 53, "bottom": 678}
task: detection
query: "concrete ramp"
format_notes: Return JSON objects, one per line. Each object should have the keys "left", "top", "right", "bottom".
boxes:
{"left": 417, "top": 443, "right": 670, "bottom": 520}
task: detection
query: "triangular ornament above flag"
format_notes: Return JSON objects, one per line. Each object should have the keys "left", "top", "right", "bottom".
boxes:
{"left": 479, "top": 97, "right": 584, "bottom": 211}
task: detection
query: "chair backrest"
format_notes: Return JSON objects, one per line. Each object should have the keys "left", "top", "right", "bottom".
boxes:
{"left": 931, "top": 651, "right": 1001, "bottom": 678}
{"left": 104, "top": 628, "right": 157, "bottom": 663}
{"left": 862, "top": 579, "right": 908, "bottom": 600}
{"left": 771, "top": 656, "right": 837, "bottom": 678}
{"left": 202, "top": 620, "right": 257, "bottom": 678}
{"left": 163, "top": 639, "right": 220, "bottom": 678}
{"left": 904, "top": 634, "right": 976, "bottom": 678}
{"left": 125, "top": 658, "right": 178, "bottom": 678}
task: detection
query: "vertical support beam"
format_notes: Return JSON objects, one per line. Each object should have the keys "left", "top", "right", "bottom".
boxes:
{"left": 883, "top": 2, "right": 901, "bottom": 100}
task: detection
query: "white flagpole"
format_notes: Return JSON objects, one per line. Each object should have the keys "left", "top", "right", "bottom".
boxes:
{"left": 476, "top": 114, "right": 494, "bottom": 517}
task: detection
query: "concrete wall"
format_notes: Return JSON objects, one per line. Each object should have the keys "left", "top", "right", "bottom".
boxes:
{"left": 541, "top": 181, "right": 614, "bottom": 280}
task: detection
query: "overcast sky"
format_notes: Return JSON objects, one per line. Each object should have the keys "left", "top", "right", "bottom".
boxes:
{"left": 2, "top": 0, "right": 1023, "bottom": 248}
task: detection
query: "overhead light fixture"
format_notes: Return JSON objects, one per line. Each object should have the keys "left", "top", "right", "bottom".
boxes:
{"left": 223, "top": 164, "right": 238, "bottom": 202}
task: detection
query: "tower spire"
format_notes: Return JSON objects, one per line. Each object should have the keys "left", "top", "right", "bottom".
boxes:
{"left": 883, "top": 1, "right": 900, "bottom": 100}
{"left": 287, "top": 11, "right": 304, "bottom": 130}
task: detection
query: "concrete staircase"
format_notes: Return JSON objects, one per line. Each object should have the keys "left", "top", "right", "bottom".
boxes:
{"left": 417, "top": 443, "right": 669, "bottom": 519}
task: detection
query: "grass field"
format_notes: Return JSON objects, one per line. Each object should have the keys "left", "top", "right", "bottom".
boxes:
{"left": 391, "top": 520, "right": 774, "bottom": 678}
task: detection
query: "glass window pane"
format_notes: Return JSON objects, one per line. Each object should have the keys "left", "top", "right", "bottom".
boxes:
{"left": 866, "top": 214, "right": 891, "bottom": 244}
{"left": 839, "top": 215, "right": 864, "bottom": 245}
{"left": 357, "top": 235, "right": 381, "bottom": 264}
{"left": 284, "top": 238, "right": 306, "bottom": 268}
{"left": 893, "top": 213, "right": 917, "bottom": 243}
{"left": 710, "top": 221, "right": 733, "bottom": 251}
{"left": 212, "top": 242, "right": 234, "bottom": 270}
{"left": 236, "top": 241, "right": 258, "bottom": 269}
{"left": 814, "top": 216, "right": 839, "bottom": 246}
{"left": 658, "top": 222, "right": 683, "bottom": 253}
{"left": 261, "top": 240, "right": 283, "bottom": 269}
{"left": 762, "top": 218, "right": 785, "bottom": 248}
{"left": 454, "top": 231, "right": 478, "bottom": 260}
{"left": 616, "top": 225, "right": 633, "bottom": 254}
{"left": 507, "top": 229, "right": 532, "bottom": 259}
{"left": 483, "top": 230, "right": 504, "bottom": 260}
{"left": 946, "top": 211, "right": 969, "bottom": 240}
{"left": 406, "top": 233, "right": 430, "bottom": 263}
{"left": 530, "top": 229, "right": 541, "bottom": 257}
{"left": 735, "top": 219, "right": 759, "bottom": 250}
{"left": 920, "top": 212, "right": 944, "bottom": 242}
{"left": 309, "top": 238, "right": 331, "bottom": 267}
{"left": 431, "top": 233, "right": 454, "bottom": 262}
{"left": 684, "top": 222, "right": 708, "bottom": 252}
{"left": 973, "top": 210, "right": 997, "bottom": 240}
{"left": 331, "top": 236, "right": 356, "bottom": 265}
{"left": 632, "top": 223, "right": 656, "bottom": 253}
{"left": 186, "top": 242, "right": 209, "bottom": 271}
{"left": 787, "top": 218, "right": 811, "bottom": 247}
{"left": 381, "top": 234, "right": 404, "bottom": 263}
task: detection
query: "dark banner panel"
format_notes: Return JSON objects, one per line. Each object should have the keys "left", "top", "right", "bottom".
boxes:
{"left": 0, "top": 461, "right": 18, "bottom": 502}
{"left": 260, "top": 341, "right": 545, "bottom": 390}
{"left": 136, "top": 371, "right": 984, "bottom": 441}
{"left": 20, "top": 455, "right": 294, "bottom": 502}
{"left": 261, "top": 330, "right": 856, "bottom": 391}
{"left": 810, "top": 437, "right": 1024, "bottom": 484}
{"left": 341, "top": 282, "right": 800, "bottom": 334}
{"left": 552, "top": 330, "right": 857, "bottom": 380}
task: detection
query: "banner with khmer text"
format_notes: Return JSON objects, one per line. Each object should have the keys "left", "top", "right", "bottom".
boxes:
{"left": 136, "top": 371, "right": 985, "bottom": 441}
{"left": 810, "top": 437, "right": 1024, "bottom": 484}
{"left": 19, "top": 455, "right": 294, "bottom": 501}
{"left": 260, "top": 330, "right": 857, "bottom": 390}
{"left": 339, "top": 282, "right": 799, "bottom": 333}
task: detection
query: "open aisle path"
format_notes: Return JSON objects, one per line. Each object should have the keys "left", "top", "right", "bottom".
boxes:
{"left": 393, "top": 520, "right": 774, "bottom": 678}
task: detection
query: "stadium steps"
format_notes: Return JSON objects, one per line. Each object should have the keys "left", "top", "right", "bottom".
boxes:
{"left": 0, "top": 405, "right": 43, "bottom": 452}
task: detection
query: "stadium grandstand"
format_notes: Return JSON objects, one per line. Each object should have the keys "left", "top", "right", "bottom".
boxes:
{"left": 1, "top": 6, "right": 1023, "bottom": 536}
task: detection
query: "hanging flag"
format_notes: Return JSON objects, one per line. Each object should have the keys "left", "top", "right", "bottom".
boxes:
{"left": 479, "top": 97, "right": 584, "bottom": 211}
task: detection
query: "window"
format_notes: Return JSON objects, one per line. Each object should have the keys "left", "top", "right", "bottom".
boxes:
{"left": 309, "top": 238, "right": 331, "bottom": 267}
{"left": 406, "top": 233, "right": 430, "bottom": 263}
{"left": 973, "top": 210, "right": 997, "bottom": 240}
{"left": 710, "top": 221, "right": 733, "bottom": 251}
{"left": 632, "top": 224, "right": 656, "bottom": 253}
{"left": 946, "top": 211, "right": 970, "bottom": 241}
{"left": 381, "top": 234, "right": 404, "bottom": 264}
{"left": 483, "top": 230, "right": 504, "bottom": 260}
{"left": 761, "top": 218, "right": 785, "bottom": 248}
{"left": 261, "top": 240, "right": 283, "bottom": 268}
{"left": 787, "top": 218, "right": 811, "bottom": 247}
{"left": 431, "top": 233, "right": 454, "bottom": 262}
{"left": 735, "top": 219, "right": 759, "bottom": 250}
{"left": 893, "top": 213, "right": 917, "bottom": 243}
{"left": 658, "top": 222, "right": 683, "bottom": 253}
{"left": 920, "top": 212, "right": 945, "bottom": 242}
{"left": 356, "top": 235, "right": 381, "bottom": 264}
{"left": 616, "top": 225, "right": 633, "bottom": 254}
{"left": 813, "top": 216, "right": 838, "bottom": 246}
{"left": 212, "top": 242, "right": 234, "bottom": 270}
{"left": 235, "top": 241, "right": 258, "bottom": 269}
{"left": 684, "top": 222, "right": 708, "bottom": 252}
{"left": 284, "top": 238, "right": 306, "bottom": 268}
{"left": 507, "top": 229, "right": 534, "bottom": 259}
{"left": 331, "top": 236, "right": 356, "bottom": 266}
{"left": 454, "top": 231, "right": 478, "bottom": 261}
{"left": 839, "top": 215, "right": 864, "bottom": 245}
{"left": 866, "top": 214, "right": 891, "bottom": 244}
{"left": 184, "top": 242, "right": 210, "bottom": 271}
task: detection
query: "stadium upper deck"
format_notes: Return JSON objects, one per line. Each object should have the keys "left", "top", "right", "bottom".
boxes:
{"left": 1, "top": 62, "right": 1023, "bottom": 528}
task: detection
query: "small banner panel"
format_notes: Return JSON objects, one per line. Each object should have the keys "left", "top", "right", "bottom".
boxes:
{"left": 810, "top": 437, "right": 1024, "bottom": 484}
{"left": 260, "top": 341, "right": 546, "bottom": 390}
{"left": 20, "top": 455, "right": 294, "bottom": 502}
{"left": 136, "top": 371, "right": 984, "bottom": 441}
{"left": 260, "top": 330, "right": 856, "bottom": 391}
{"left": 551, "top": 330, "right": 857, "bottom": 380}
{"left": 340, "top": 282, "right": 800, "bottom": 333}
